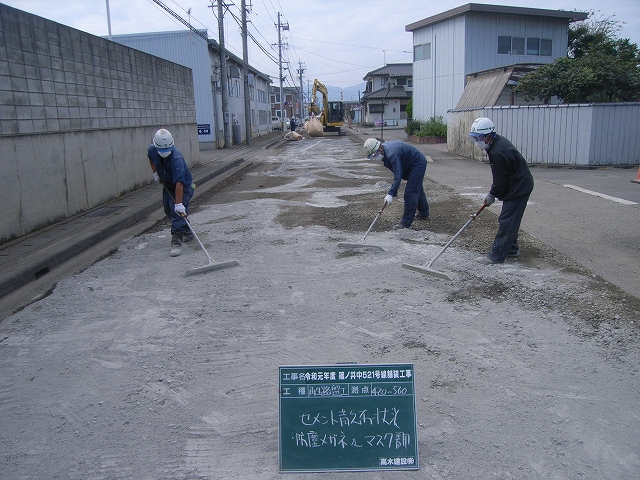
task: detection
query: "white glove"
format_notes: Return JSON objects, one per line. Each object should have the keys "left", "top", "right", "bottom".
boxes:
{"left": 153, "top": 172, "right": 159, "bottom": 183}
{"left": 174, "top": 203, "right": 186, "bottom": 216}
{"left": 484, "top": 193, "right": 495, "bottom": 206}
{"left": 384, "top": 194, "right": 393, "bottom": 205}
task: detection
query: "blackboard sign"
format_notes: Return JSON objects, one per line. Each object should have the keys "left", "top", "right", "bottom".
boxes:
{"left": 279, "top": 363, "right": 419, "bottom": 473}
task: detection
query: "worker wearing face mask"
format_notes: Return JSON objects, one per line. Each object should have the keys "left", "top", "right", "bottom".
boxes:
{"left": 468, "top": 117, "right": 534, "bottom": 264}
{"left": 148, "top": 128, "right": 195, "bottom": 257}
{"left": 363, "top": 138, "right": 430, "bottom": 230}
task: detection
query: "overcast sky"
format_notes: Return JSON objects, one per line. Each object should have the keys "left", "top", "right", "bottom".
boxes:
{"left": 5, "top": 0, "right": 640, "bottom": 89}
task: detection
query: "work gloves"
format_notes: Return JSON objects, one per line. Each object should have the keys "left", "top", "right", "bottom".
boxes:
{"left": 174, "top": 203, "right": 186, "bottom": 216}
{"left": 484, "top": 193, "right": 495, "bottom": 206}
{"left": 153, "top": 172, "right": 159, "bottom": 183}
{"left": 384, "top": 194, "right": 393, "bottom": 205}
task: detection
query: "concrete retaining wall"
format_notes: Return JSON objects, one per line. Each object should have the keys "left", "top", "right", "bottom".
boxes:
{"left": 0, "top": 4, "right": 199, "bottom": 244}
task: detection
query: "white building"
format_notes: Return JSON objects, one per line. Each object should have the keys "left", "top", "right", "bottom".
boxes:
{"left": 361, "top": 63, "right": 413, "bottom": 127}
{"left": 405, "top": 3, "right": 588, "bottom": 122}
{"left": 111, "top": 30, "right": 273, "bottom": 146}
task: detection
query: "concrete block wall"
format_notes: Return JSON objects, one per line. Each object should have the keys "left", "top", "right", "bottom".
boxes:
{"left": 0, "top": 4, "right": 199, "bottom": 244}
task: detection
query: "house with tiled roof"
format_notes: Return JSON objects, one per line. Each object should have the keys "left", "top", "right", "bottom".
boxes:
{"left": 361, "top": 63, "right": 413, "bottom": 127}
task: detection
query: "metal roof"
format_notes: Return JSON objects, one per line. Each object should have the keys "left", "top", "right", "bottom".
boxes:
{"left": 455, "top": 64, "right": 542, "bottom": 108}
{"left": 364, "top": 63, "right": 413, "bottom": 78}
{"left": 406, "top": 3, "right": 589, "bottom": 31}
{"left": 111, "top": 29, "right": 272, "bottom": 83}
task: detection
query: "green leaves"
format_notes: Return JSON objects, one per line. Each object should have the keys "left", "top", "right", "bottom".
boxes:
{"left": 405, "top": 116, "right": 447, "bottom": 137}
{"left": 514, "top": 13, "right": 639, "bottom": 104}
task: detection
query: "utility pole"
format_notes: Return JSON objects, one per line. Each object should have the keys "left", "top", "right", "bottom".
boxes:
{"left": 212, "top": 1, "right": 231, "bottom": 147}
{"left": 297, "top": 62, "right": 305, "bottom": 120}
{"left": 276, "top": 12, "right": 288, "bottom": 132}
{"left": 241, "top": 0, "right": 251, "bottom": 145}
{"left": 381, "top": 82, "right": 392, "bottom": 141}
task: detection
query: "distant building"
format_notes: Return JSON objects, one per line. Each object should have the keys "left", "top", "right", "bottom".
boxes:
{"left": 405, "top": 3, "right": 588, "bottom": 122}
{"left": 270, "top": 85, "right": 302, "bottom": 121}
{"left": 111, "top": 30, "right": 273, "bottom": 146}
{"left": 361, "top": 63, "right": 413, "bottom": 127}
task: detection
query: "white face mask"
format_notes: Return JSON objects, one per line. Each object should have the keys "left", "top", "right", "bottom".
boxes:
{"left": 158, "top": 149, "right": 172, "bottom": 158}
{"left": 474, "top": 139, "right": 489, "bottom": 150}
{"left": 372, "top": 152, "right": 383, "bottom": 161}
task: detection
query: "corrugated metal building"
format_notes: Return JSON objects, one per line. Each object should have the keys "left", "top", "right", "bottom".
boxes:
{"left": 111, "top": 30, "right": 272, "bottom": 146}
{"left": 405, "top": 4, "right": 588, "bottom": 122}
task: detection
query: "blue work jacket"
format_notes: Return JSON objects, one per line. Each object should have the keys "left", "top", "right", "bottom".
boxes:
{"left": 381, "top": 141, "right": 427, "bottom": 197}
{"left": 147, "top": 145, "right": 193, "bottom": 188}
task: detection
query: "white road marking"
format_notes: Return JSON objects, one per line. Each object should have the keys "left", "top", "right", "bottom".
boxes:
{"left": 563, "top": 185, "right": 638, "bottom": 205}
{"left": 301, "top": 140, "right": 321, "bottom": 153}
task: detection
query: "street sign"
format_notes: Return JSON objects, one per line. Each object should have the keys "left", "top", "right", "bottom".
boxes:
{"left": 197, "top": 124, "right": 210, "bottom": 135}
{"left": 279, "top": 364, "right": 419, "bottom": 473}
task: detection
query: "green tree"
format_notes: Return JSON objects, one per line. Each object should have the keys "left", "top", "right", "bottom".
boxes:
{"left": 514, "top": 12, "right": 640, "bottom": 103}
{"left": 405, "top": 98, "right": 413, "bottom": 119}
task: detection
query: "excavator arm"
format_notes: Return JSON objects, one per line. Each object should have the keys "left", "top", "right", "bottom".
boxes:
{"left": 308, "top": 78, "right": 345, "bottom": 134}
{"left": 308, "top": 79, "right": 327, "bottom": 121}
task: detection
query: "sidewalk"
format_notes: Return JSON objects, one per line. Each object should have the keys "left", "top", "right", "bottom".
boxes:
{"left": 0, "top": 133, "right": 285, "bottom": 321}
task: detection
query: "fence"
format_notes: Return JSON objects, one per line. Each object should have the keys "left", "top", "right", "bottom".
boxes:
{"left": 448, "top": 103, "right": 640, "bottom": 166}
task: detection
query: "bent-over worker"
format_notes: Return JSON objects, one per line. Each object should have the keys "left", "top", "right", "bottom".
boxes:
{"left": 363, "top": 138, "right": 430, "bottom": 229}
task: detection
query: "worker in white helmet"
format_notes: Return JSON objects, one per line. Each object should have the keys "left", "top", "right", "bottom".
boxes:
{"left": 148, "top": 128, "right": 195, "bottom": 257}
{"left": 469, "top": 117, "right": 534, "bottom": 264}
{"left": 363, "top": 137, "right": 430, "bottom": 229}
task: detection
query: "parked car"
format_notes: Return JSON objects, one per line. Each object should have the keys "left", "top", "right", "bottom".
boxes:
{"left": 271, "top": 116, "right": 283, "bottom": 131}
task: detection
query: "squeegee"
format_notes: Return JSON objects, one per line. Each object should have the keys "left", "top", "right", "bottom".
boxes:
{"left": 337, "top": 201, "right": 388, "bottom": 252}
{"left": 402, "top": 202, "right": 487, "bottom": 280}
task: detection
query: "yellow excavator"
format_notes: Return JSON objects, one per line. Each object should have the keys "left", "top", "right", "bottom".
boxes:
{"left": 308, "top": 79, "right": 345, "bottom": 135}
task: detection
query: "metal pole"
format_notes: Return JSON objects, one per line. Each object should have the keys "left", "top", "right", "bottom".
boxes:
{"left": 381, "top": 83, "right": 390, "bottom": 140}
{"left": 277, "top": 12, "right": 284, "bottom": 132}
{"left": 217, "top": 1, "right": 231, "bottom": 147}
{"left": 241, "top": 0, "right": 251, "bottom": 145}
{"left": 105, "top": 0, "right": 112, "bottom": 40}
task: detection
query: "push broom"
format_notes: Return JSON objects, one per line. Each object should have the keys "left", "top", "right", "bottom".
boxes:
{"left": 402, "top": 202, "right": 487, "bottom": 280}
{"left": 337, "top": 201, "right": 387, "bottom": 252}
{"left": 159, "top": 180, "right": 239, "bottom": 275}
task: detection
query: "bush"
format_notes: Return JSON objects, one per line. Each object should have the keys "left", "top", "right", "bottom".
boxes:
{"left": 405, "top": 119, "right": 421, "bottom": 136}
{"left": 405, "top": 116, "right": 447, "bottom": 137}
{"left": 416, "top": 116, "right": 447, "bottom": 137}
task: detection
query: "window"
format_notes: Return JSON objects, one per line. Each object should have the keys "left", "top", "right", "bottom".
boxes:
{"left": 540, "top": 39, "right": 552, "bottom": 56}
{"left": 396, "top": 78, "right": 407, "bottom": 86}
{"left": 512, "top": 37, "right": 525, "bottom": 55}
{"left": 498, "top": 36, "right": 511, "bottom": 54}
{"left": 369, "top": 104, "right": 383, "bottom": 113}
{"left": 380, "top": 77, "right": 388, "bottom": 87}
{"left": 499, "top": 36, "right": 552, "bottom": 56}
{"left": 527, "top": 38, "right": 540, "bottom": 55}
{"left": 413, "top": 43, "right": 431, "bottom": 61}
{"left": 408, "top": 79, "right": 413, "bottom": 87}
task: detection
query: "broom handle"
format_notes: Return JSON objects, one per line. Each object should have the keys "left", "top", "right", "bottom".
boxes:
{"left": 361, "top": 201, "right": 388, "bottom": 243}
{"left": 159, "top": 179, "right": 216, "bottom": 264}
{"left": 426, "top": 203, "right": 486, "bottom": 268}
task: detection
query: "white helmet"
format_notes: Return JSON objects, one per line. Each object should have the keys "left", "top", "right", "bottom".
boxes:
{"left": 363, "top": 138, "right": 381, "bottom": 158}
{"left": 153, "top": 129, "right": 174, "bottom": 156}
{"left": 469, "top": 117, "right": 495, "bottom": 137}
